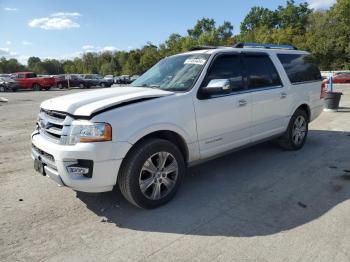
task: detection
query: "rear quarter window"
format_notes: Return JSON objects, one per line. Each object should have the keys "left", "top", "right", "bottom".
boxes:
{"left": 277, "top": 54, "right": 322, "bottom": 84}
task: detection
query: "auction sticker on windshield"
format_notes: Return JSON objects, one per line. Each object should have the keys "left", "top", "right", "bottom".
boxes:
{"left": 184, "top": 58, "right": 207, "bottom": 65}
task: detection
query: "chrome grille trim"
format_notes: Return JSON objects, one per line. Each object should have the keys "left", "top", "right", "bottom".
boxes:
{"left": 32, "top": 144, "right": 57, "bottom": 170}
{"left": 37, "top": 109, "right": 73, "bottom": 144}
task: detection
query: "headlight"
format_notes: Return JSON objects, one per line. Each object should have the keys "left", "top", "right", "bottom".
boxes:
{"left": 67, "top": 121, "right": 112, "bottom": 144}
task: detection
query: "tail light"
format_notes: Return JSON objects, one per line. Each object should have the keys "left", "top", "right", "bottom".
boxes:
{"left": 320, "top": 81, "right": 326, "bottom": 99}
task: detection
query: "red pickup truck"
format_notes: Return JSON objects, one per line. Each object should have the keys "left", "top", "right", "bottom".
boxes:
{"left": 12, "top": 72, "right": 55, "bottom": 91}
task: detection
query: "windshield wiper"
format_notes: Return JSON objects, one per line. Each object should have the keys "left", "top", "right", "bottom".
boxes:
{"left": 135, "top": 84, "right": 160, "bottom": 89}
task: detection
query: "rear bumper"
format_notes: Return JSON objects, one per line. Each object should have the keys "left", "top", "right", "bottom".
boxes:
{"left": 31, "top": 132, "right": 132, "bottom": 192}
{"left": 310, "top": 103, "right": 324, "bottom": 122}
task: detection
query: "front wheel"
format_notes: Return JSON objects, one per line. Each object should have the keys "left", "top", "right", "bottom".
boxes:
{"left": 0, "top": 85, "right": 5, "bottom": 92}
{"left": 118, "top": 139, "right": 185, "bottom": 209}
{"left": 278, "top": 109, "right": 308, "bottom": 150}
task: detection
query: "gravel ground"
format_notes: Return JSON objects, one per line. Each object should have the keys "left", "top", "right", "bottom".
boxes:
{"left": 0, "top": 86, "right": 350, "bottom": 262}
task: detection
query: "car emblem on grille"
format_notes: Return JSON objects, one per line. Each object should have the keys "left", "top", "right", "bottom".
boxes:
{"left": 38, "top": 119, "right": 52, "bottom": 129}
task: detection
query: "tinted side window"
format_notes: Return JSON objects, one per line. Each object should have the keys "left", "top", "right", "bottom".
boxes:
{"left": 203, "top": 55, "right": 244, "bottom": 92}
{"left": 27, "top": 73, "right": 37, "bottom": 78}
{"left": 277, "top": 54, "right": 322, "bottom": 84}
{"left": 244, "top": 54, "right": 282, "bottom": 89}
{"left": 17, "top": 74, "right": 24, "bottom": 79}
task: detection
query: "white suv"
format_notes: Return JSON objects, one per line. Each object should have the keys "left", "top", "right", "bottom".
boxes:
{"left": 31, "top": 43, "right": 324, "bottom": 208}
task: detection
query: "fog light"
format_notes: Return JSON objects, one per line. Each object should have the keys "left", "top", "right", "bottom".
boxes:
{"left": 66, "top": 160, "right": 93, "bottom": 178}
{"left": 66, "top": 166, "right": 89, "bottom": 175}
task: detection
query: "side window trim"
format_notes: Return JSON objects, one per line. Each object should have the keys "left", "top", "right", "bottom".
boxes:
{"left": 242, "top": 52, "right": 284, "bottom": 90}
{"left": 291, "top": 79, "right": 323, "bottom": 85}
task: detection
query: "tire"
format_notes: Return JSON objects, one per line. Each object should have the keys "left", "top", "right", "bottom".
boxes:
{"left": 79, "top": 83, "right": 85, "bottom": 89}
{"left": 118, "top": 139, "right": 185, "bottom": 209}
{"left": 278, "top": 109, "right": 308, "bottom": 150}
{"left": 33, "top": 83, "right": 41, "bottom": 91}
{"left": 58, "top": 83, "right": 63, "bottom": 89}
{"left": 101, "top": 83, "right": 105, "bottom": 88}
{"left": 0, "top": 85, "right": 5, "bottom": 92}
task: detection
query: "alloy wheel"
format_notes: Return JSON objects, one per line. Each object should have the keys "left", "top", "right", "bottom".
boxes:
{"left": 139, "top": 151, "right": 178, "bottom": 200}
{"left": 292, "top": 115, "right": 306, "bottom": 145}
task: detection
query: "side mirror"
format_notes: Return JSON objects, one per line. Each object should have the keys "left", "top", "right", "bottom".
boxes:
{"left": 202, "top": 79, "right": 232, "bottom": 96}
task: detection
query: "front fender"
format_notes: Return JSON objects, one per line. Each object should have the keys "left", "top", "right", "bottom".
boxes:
{"left": 127, "top": 123, "right": 191, "bottom": 145}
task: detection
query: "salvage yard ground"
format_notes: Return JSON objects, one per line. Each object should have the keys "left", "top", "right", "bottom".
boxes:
{"left": 1, "top": 87, "right": 350, "bottom": 262}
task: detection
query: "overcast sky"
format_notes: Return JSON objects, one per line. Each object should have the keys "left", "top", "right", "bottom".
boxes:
{"left": 0, "top": 0, "right": 336, "bottom": 64}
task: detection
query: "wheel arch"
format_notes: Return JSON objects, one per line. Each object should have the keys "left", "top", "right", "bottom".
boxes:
{"left": 126, "top": 130, "right": 190, "bottom": 163}
{"left": 295, "top": 103, "right": 311, "bottom": 122}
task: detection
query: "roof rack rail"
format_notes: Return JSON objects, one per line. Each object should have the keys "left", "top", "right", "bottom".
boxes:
{"left": 189, "top": 45, "right": 218, "bottom": 51}
{"left": 233, "top": 42, "right": 297, "bottom": 50}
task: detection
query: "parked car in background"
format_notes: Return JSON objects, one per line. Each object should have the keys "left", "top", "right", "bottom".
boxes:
{"left": 130, "top": 75, "right": 140, "bottom": 83}
{"left": 114, "top": 76, "right": 121, "bottom": 84}
{"left": 65, "top": 74, "right": 85, "bottom": 88}
{"left": 82, "top": 74, "right": 113, "bottom": 88}
{"left": 103, "top": 75, "right": 115, "bottom": 86}
{"left": 321, "top": 73, "right": 350, "bottom": 91}
{"left": 0, "top": 76, "right": 19, "bottom": 92}
{"left": 12, "top": 72, "right": 55, "bottom": 91}
{"left": 53, "top": 74, "right": 68, "bottom": 89}
{"left": 115, "top": 75, "right": 131, "bottom": 84}
{"left": 330, "top": 73, "right": 350, "bottom": 84}
{"left": 0, "top": 74, "right": 11, "bottom": 78}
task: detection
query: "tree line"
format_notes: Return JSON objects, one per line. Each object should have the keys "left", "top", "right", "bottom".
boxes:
{"left": 0, "top": 0, "right": 349, "bottom": 75}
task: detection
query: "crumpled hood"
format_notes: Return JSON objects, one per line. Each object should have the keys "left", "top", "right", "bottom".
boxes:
{"left": 40, "top": 86, "right": 174, "bottom": 117}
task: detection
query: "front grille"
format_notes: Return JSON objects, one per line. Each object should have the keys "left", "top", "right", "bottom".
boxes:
{"left": 32, "top": 144, "right": 57, "bottom": 170}
{"left": 37, "top": 109, "right": 70, "bottom": 143}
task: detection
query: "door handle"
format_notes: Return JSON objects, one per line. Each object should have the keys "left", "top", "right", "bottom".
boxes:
{"left": 280, "top": 92, "right": 287, "bottom": 99}
{"left": 238, "top": 99, "right": 247, "bottom": 107}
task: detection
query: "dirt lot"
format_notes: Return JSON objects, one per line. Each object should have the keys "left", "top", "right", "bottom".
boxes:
{"left": 1, "top": 87, "right": 350, "bottom": 262}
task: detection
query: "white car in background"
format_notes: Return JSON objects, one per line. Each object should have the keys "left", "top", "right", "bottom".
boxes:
{"left": 31, "top": 43, "right": 324, "bottom": 208}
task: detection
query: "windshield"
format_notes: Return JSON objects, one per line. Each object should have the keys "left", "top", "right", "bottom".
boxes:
{"left": 132, "top": 53, "right": 210, "bottom": 91}
{"left": 1, "top": 77, "right": 13, "bottom": 82}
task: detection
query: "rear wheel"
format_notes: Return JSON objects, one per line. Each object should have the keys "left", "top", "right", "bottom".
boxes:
{"left": 101, "top": 82, "right": 105, "bottom": 88}
{"left": 0, "top": 85, "right": 5, "bottom": 92}
{"left": 279, "top": 109, "right": 308, "bottom": 150}
{"left": 33, "top": 83, "right": 41, "bottom": 91}
{"left": 79, "top": 83, "right": 85, "bottom": 89}
{"left": 58, "top": 83, "right": 63, "bottom": 89}
{"left": 118, "top": 139, "right": 185, "bottom": 209}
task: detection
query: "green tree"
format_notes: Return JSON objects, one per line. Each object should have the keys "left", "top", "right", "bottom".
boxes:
{"left": 276, "top": 0, "right": 311, "bottom": 31}
{"left": 27, "top": 56, "right": 41, "bottom": 71}
{"left": 240, "top": 7, "right": 277, "bottom": 33}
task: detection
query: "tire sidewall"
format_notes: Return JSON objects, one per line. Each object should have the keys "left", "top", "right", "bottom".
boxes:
{"left": 121, "top": 139, "right": 185, "bottom": 209}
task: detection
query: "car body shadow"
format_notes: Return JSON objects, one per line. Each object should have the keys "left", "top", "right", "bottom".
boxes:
{"left": 76, "top": 130, "right": 350, "bottom": 237}
{"left": 337, "top": 107, "right": 350, "bottom": 113}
